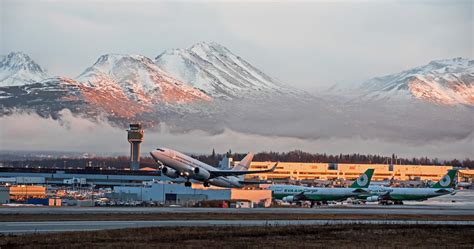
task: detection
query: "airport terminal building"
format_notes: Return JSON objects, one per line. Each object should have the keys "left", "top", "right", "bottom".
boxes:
{"left": 0, "top": 163, "right": 471, "bottom": 186}
{"left": 246, "top": 162, "right": 473, "bottom": 183}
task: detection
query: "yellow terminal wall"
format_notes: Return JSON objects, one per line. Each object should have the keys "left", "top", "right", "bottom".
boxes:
{"left": 246, "top": 162, "right": 455, "bottom": 181}
{"left": 9, "top": 185, "right": 46, "bottom": 197}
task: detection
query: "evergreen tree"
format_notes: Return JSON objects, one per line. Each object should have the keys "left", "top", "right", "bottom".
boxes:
{"left": 211, "top": 149, "right": 216, "bottom": 158}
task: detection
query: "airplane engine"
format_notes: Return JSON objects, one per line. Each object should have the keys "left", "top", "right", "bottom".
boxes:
{"left": 161, "top": 167, "right": 179, "bottom": 179}
{"left": 192, "top": 167, "right": 211, "bottom": 181}
{"left": 366, "top": 196, "right": 380, "bottom": 202}
{"left": 282, "top": 196, "right": 295, "bottom": 202}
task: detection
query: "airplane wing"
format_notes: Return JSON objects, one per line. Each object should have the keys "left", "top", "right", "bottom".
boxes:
{"left": 293, "top": 191, "right": 309, "bottom": 201}
{"left": 210, "top": 162, "right": 278, "bottom": 177}
{"left": 352, "top": 188, "right": 369, "bottom": 193}
{"left": 377, "top": 191, "right": 392, "bottom": 200}
{"left": 238, "top": 180, "right": 272, "bottom": 185}
{"left": 435, "top": 188, "right": 452, "bottom": 194}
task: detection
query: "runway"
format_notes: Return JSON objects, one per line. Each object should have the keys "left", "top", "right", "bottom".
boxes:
{"left": 1, "top": 205, "right": 473, "bottom": 216}
{"left": 1, "top": 219, "right": 473, "bottom": 234}
{"left": 1, "top": 190, "right": 472, "bottom": 234}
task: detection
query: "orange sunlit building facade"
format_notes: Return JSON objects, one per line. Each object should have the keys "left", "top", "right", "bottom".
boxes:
{"left": 8, "top": 185, "right": 46, "bottom": 201}
{"left": 246, "top": 162, "right": 474, "bottom": 182}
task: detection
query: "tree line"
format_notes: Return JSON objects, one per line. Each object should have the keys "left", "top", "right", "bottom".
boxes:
{"left": 192, "top": 150, "right": 474, "bottom": 168}
{"left": 1, "top": 150, "right": 473, "bottom": 169}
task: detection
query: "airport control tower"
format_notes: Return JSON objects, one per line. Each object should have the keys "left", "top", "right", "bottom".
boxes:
{"left": 127, "top": 123, "right": 144, "bottom": 170}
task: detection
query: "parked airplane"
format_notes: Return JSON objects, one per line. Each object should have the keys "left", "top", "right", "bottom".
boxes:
{"left": 361, "top": 169, "right": 458, "bottom": 205}
{"left": 269, "top": 169, "right": 375, "bottom": 206}
{"left": 150, "top": 148, "right": 277, "bottom": 188}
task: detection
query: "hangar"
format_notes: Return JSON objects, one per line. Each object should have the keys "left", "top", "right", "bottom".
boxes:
{"left": 108, "top": 182, "right": 272, "bottom": 207}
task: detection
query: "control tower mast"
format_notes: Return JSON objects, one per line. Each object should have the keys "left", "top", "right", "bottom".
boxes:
{"left": 127, "top": 123, "right": 144, "bottom": 170}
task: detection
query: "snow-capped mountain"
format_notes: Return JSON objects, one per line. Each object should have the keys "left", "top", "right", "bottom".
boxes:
{"left": 358, "top": 58, "right": 473, "bottom": 106}
{"left": 0, "top": 53, "right": 214, "bottom": 125}
{"left": 0, "top": 76, "right": 155, "bottom": 122}
{"left": 1, "top": 49, "right": 470, "bottom": 145}
{"left": 155, "top": 42, "right": 294, "bottom": 99}
{"left": 0, "top": 52, "right": 48, "bottom": 86}
{"left": 77, "top": 54, "right": 211, "bottom": 105}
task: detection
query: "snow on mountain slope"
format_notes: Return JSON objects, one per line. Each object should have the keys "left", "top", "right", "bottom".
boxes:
{"left": 0, "top": 51, "right": 471, "bottom": 143}
{"left": 155, "top": 42, "right": 294, "bottom": 99}
{"left": 76, "top": 54, "right": 211, "bottom": 105}
{"left": 0, "top": 52, "right": 48, "bottom": 86}
{"left": 359, "top": 58, "right": 473, "bottom": 106}
{"left": 0, "top": 76, "right": 153, "bottom": 121}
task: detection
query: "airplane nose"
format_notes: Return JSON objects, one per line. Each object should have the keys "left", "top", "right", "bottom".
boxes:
{"left": 150, "top": 151, "right": 159, "bottom": 161}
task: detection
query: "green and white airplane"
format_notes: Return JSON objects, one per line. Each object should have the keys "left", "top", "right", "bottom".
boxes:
{"left": 269, "top": 169, "right": 375, "bottom": 205}
{"left": 360, "top": 169, "right": 458, "bottom": 205}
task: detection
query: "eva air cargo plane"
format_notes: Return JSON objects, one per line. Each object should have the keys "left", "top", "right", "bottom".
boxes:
{"left": 360, "top": 169, "right": 458, "bottom": 205}
{"left": 269, "top": 169, "right": 374, "bottom": 206}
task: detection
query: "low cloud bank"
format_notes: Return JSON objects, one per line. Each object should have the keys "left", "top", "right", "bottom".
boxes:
{"left": 0, "top": 110, "right": 472, "bottom": 160}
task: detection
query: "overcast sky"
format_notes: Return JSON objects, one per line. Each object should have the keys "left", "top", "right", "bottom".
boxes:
{"left": 1, "top": 0, "right": 472, "bottom": 92}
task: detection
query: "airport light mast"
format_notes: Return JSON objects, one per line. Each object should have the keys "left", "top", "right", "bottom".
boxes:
{"left": 127, "top": 123, "right": 144, "bottom": 170}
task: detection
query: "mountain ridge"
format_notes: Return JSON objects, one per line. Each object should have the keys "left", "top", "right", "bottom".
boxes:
{"left": 357, "top": 57, "right": 473, "bottom": 106}
{"left": 155, "top": 41, "right": 296, "bottom": 99}
{"left": 0, "top": 46, "right": 472, "bottom": 142}
{"left": 0, "top": 52, "right": 49, "bottom": 87}
{"left": 76, "top": 53, "right": 212, "bottom": 105}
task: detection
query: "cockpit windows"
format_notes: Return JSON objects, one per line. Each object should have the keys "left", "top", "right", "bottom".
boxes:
{"left": 156, "top": 148, "right": 165, "bottom": 152}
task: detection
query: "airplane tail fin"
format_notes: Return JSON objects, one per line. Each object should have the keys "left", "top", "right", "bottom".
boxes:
{"left": 350, "top": 169, "right": 375, "bottom": 188}
{"left": 431, "top": 169, "right": 458, "bottom": 188}
{"left": 233, "top": 153, "right": 254, "bottom": 171}
{"left": 233, "top": 153, "right": 254, "bottom": 181}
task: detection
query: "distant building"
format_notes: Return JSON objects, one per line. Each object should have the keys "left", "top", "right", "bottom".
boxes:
{"left": 108, "top": 182, "right": 272, "bottom": 207}
{"left": 218, "top": 156, "right": 233, "bottom": 169}
{"left": 8, "top": 185, "right": 46, "bottom": 201}
{"left": 245, "top": 162, "right": 465, "bottom": 182}
{"left": 0, "top": 187, "right": 9, "bottom": 204}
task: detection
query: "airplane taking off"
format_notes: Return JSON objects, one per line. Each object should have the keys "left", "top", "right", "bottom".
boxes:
{"left": 269, "top": 169, "right": 375, "bottom": 206}
{"left": 360, "top": 169, "right": 458, "bottom": 205}
{"left": 150, "top": 148, "right": 277, "bottom": 188}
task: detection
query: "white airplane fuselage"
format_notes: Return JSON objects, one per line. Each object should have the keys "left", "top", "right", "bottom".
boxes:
{"left": 269, "top": 185, "right": 361, "bottom": 202}
{"left": 365, "top": 185, "right": 455, "bottom": 201}
{"left": 150, "top": 148, "right": 243, "bottom": 188}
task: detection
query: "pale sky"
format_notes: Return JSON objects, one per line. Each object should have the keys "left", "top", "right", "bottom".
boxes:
{"left": 1, "top": 0, "right": 472, "bottom": 92}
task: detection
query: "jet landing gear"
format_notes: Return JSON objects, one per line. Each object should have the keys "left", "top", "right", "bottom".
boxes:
{"left": 379, "top": 200, "right": 404, "bottom": 205}
{"left": 184, "top": 179, "right": 192, "bottom": 187}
